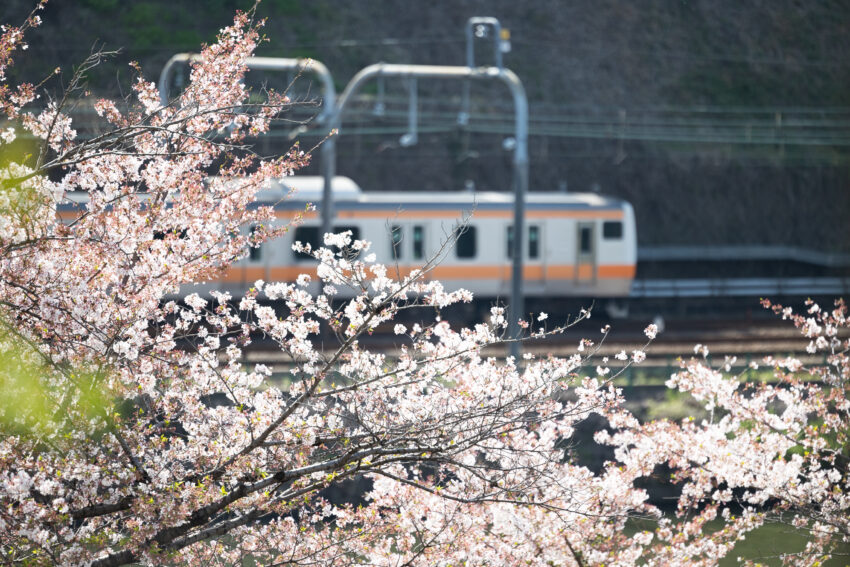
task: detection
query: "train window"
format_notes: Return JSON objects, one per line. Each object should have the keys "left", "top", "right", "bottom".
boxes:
{"left": 579, "top": 226, "right": 592, "bottom": 253}
{"left": 333, "top": 225, "right": 361, "bottom": 259}
{"left": 390, "top": 225, "right": 402, "bottom": 260}
{"left": 292, "top": 226, "right": 320, "bottom": 260}
{"left": 529, "top": 225, "right": 539, "bottom": 258}
{"left": 292, "top": 225, "right": 361, "bottom": 260}
{"left": 455, "top": 225, "right": 477, "bottom": 259}
{"left": 335, "top": 225, "right": 361, "bottom": 242}
{"left": 506, "top": 225, "right": 540, "bottom": 259}
{"left": 603, "top": 221, "right": 623, "bottom": 239}
{"left": 153, "top": 228, "right": 188, "bottom": 240}
{"left": 249, "top": 225, "right": 261, "bottom": 261}
{"left": 413, "top": 226, "right": 424, "bottom": 259}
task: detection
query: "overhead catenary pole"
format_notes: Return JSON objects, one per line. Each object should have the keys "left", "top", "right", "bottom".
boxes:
{"left": 160, "top": 27, "right": 529, "bottom": 358}
{"left": 459, "top": 17, "right": 504, "bottom": 125}
{"left": 158, "top": 54, "right": 337, "bottom": 243}
{"left": 332, "top": 63, "right": 528, "bottom": 359}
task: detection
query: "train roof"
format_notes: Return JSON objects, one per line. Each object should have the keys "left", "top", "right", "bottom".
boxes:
{"left": 260, "top": 176, "right": 629, "bottom": 210}
{"left": 356, "top": 190, "right": 624, "bottom": 209}
{"left": 60, "top": 177, "right": 630, "bottom": 212}
{"left": 271, "top": 176, "right": 362, "bottom": 197}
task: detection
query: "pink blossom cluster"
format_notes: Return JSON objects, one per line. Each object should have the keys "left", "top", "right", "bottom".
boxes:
{"left": 0, "top": 5, "right": 848, "bottom": 567}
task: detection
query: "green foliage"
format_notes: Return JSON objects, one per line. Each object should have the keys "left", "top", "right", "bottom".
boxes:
{"left": 78, "top": 0, "right": 120, "bottom": 12}
{"left": 121, "top": 3, "right": 203, "bottom": 51}
{"left": 671, "top": 62, "right": 789, "bottom": 107}
{"left": 645, "top": 389, "right": 710, "bottom": 422}
{"left": 0, "top": 336, "right": 55, "bottom": 437}
{"left": 267, "top": 0, "right": 303, "bottom": 17}
{"left": 0, "top": 137, "right": 35, "bottom": 174}
{"left": 0, "top": 328, "right": 112, "bottom": 439}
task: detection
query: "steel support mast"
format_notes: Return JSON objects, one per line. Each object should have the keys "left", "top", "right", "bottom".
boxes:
{"left": 332, "top": 62, "right": 528, "bottom": 358}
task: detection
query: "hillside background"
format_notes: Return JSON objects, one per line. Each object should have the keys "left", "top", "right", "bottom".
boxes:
{"left": 4, "top": 0, "right": 850, "bottom": 253}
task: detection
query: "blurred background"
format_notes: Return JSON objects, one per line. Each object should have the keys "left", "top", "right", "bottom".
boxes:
{"left": 4, "top": 0, "right": 850, "bottom": 300}
{"left": 6, "top": 4, "right": 850, "bottom": 555}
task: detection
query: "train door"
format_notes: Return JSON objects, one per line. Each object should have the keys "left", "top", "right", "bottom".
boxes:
{"left": 576, "top": 222, "right": 596, "bottom": 284}
{"left": 233, "top": 224, "right": 266, "bottom": 290}
{"left": 526, "top": 224, "right": 544, "bottom": 291}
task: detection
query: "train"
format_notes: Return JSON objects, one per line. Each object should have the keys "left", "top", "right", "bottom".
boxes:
{"left": 218, "top": 176, "right": 637, "bottom": 300}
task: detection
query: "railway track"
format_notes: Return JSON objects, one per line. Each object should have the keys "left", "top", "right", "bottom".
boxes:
{"left": 241, "top": 317, "right": 835, "bottom": 375}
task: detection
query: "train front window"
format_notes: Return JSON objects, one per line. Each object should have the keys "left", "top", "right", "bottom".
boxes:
{"left": 455, "top": 225, "right": 477, "bottom": 259}
{"left": 390, "top": 225, "right": 402, "bottom": 260}
{"left": 603, "top": 221, "right": 623, "bottom": 239}
{"left": 413, "top": 226, "right": 424, "bottom": 259}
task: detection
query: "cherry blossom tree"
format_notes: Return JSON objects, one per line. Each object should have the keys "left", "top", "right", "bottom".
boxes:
{"left": 0, "top": 4, "right": 848, "bottom": 566}
{"left": 599, "top": 299, "right": 850, "bottom": 566}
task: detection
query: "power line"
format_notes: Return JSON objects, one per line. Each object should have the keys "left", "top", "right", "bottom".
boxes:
{"left": 511, "top": 38, "right": 850, "bottom": 69}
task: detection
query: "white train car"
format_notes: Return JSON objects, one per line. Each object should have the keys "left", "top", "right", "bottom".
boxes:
{"left": 220, "top": 176, "right": 637, "bottom": 299}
